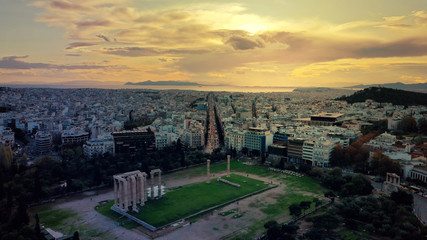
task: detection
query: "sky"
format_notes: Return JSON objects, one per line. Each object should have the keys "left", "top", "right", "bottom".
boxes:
{"left": 1, "top": 0, "right": 427, "bottom": 88}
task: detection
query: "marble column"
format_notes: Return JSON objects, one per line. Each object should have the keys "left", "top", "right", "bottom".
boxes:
{"left": 132, "top": 176, "right": 137, "bottom": 210}
{"left": 123, "top": 180, "right": 128, "bottom": 211}
{"left": 120, "top": 180, "right": 125, "bottom": 210}
{"left": 227, "top": 155, "right": 231, "bottom": 177}
{"left": 206, "top": 159, "right": 211, "bottom": 183}
{"left": 114, "top": 178, "right": 118, "bottom": 207}
{"left": 150, "top": 172, "right": 155, "bottom": 199}
{"left": 158, "top": 172, "right": 162, "bottom": 198}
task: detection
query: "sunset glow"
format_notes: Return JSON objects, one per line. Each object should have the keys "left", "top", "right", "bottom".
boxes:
{"left": 1, "top": 0, "right": 427, "bottom": 88}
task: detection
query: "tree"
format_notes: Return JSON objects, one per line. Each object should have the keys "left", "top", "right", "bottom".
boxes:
{"left": 289, "top": 203, "right": 302, "bottom": 218}
{"left": 418, "top": 118, "right": 427, "bottom": 135}
{"left": 34, "top": 214, "right": 41, "bottom": 237}
{"left": 0, "top": 145, "right": 13, "bottom": 171}
{"left": 309, "top": 167, "right": 323, "bottom": 178}
{"left": 264, "top": 220, "right": 281, "bottom": 240}
{"left": 330, "top": 145, "right": 345, "bottom": 167}
{"left": 312, "top": 213, "right": 340, "bottom": 232}
{"left": 340, "top": 173, "right": 373, "bottom": 197}
{"left": 300, "top": 201, "right": 311, "bottom": 215}
{"left": 324, "top": 191, "right": 336, "bottom": 202}
{"left": 72, "top": 231, "right": 80, "bottom": 240}
{"left": 313, "top": 197, "right": 322, "bottom": 207}
{"left": 398, "top": 116, "right": 418, "bottom": 133}
{"left": 241, "top": 147, "right": 248, "bottom": 156}
{"left": 390, "top": 189, "right": 413, "bottom": 207}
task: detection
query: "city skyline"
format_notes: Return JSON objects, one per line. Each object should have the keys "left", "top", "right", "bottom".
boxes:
{"left": 1, "top": 0, "right": 427, "bottom": 88}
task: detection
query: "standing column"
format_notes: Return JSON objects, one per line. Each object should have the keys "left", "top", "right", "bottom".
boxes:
{"left": 206, "top": 159, "right": 211, "bottom": 183}
{"left": 137, "top": 174, "right": 143, "bottom": 205}
{"left": 132, "top": 176, "right": 137, "bottom": 210}
{"left": 113, "top": 178, "right": 118, "bottom": 207}
{"left": 120, "top": 180, "right": 125, "bottom": 210}
{"left": 151, "top": 172, "right": 155, "bottom": 199}
{"left": 124, "top": 180, "right": 129, "bottom": 211}
{"left": 143, "top": 174, "right": 147, "bottom": 203}
{"left": 227, "top": 155, "right": 231, "bottom": 177}
{"left": 158, "top": 172, "right": 162, "bottom": 198}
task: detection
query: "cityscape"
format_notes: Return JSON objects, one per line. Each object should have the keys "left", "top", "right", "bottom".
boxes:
{"left": 1, "top": 1, "right": 427, "bottom": 240}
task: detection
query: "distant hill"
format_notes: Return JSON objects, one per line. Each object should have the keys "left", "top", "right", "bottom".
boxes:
{"left": 345, "top": 82, "right": 427, "bottom": 90}
{"left": 336, "top": 87, "right": 427, "bottom": 106}
{"left": 293, "top": 87, "right": 334, "bottom": 92}
{"left": 125, "top": 81, "right": 201, "bottom": 86}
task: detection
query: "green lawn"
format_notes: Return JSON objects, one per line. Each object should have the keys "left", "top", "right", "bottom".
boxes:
{"left": 191, "top": 161, "right": 273, "bottom": 177}
{"left": 32, "top": 206, "right": 106, "bottom": 239}
{"left": 95, "top": 202, "right": 139, "bottom": 229}
{"left": 98, "top": 174, "right": 269, "bottom": 228}
{"left": 37, "top": 207, "right": 78, "bottom": 229}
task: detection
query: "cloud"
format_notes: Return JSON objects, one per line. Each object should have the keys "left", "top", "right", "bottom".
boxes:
{"left": 225, "top": 36, "right": 265, "bottom": 50}
{"left": 66, "top": 53, "right": 81, "bottom": 57}
{"left": 66, "top": 42, "right": 98, "bottom": 50}
{"left": 49, "top": 0, "right": 90, "bottom": 11}
{"left": 0, "top": 55, "right": 105, "bottom": 70}
{"left": 96, "top": 34, "right": 110, "bottom": 42}
{"left": 377, "top": 24, "right": 413, "bottom": 29}
{"left": 413, "top": 11, "right": 427, "bottom": 25}
{"left": 99, "top": 47, "right": 210, "bottom": 57}
{"left": 76, "top": 20, "right": 111, "bottom": 28}
{"left": 355, "top": 38, "right": 427, "bottom": 58}
{"left": 383, "top": 16, "right": 406, "bottom": 22}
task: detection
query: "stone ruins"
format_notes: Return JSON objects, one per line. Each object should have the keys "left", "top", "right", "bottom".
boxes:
{"left": 113, "top": 170, "right": 148, "bottom": 212}
{"left": 113, "top": 169, "right": 164, "bottom": 213}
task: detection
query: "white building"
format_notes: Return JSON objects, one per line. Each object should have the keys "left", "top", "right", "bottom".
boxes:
{"left": 410, "top": 166, "right": 427, "bottom": 183}
{"left": 244, "top": 127, "right": 273, "bottom": 153}
{"left": 225, "top": 130, "right": 245, "bottom": 151}
{"left": 302, "top": 140, "right": 314, "bottom": 164}
{"left": 312, "top": 138, "right": 338, "bottom": 168}
{"left": 83, "top": 135, "right": 115, "bottom": 158}
{"left": 61, "top": 128, "right": 90, "bottom": 144}
{"left": 35, "top": 131, "right": 51, "bottom": 154}
{"left": 302, "top": 138, "right": 338, "bottom": 167}
{"left": 155, "top": 132, "right": 169, "bottom": 150}
{"left": 183, "top": 128, "right": 204, "bottom": 148}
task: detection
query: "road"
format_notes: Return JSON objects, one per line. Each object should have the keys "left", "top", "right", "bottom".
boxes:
{"left": 205, "top": 93, "right": 220, "bottom": 153}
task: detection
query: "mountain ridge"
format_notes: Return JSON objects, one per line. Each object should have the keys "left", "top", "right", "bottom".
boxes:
{"left": 345, "top": 82, "right": 427, "bottom": 90}
{"left": 125, "top": 81, "right": 201, "bottom": 86}
{"left": 336, "top": 87, "right": 427, "bottom": 106}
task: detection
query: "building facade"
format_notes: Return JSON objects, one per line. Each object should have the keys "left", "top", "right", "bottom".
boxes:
{"left": 112, "top": 130, "right": 155, "bottom": 155}
{"left": 83, "top": 135, "right": 115, "bottom": 158}
{"left": 244, "top": 127, "right": 273, "bottom": 153}
{"left": 35, "top": 131, "right": 52, "bottom": 154}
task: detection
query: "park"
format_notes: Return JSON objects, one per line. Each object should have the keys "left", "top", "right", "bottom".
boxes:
{"left": 31, "top": 159, "right": 327, "bottom": 239}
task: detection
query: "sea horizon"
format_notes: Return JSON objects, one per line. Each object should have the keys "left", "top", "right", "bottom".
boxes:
{"left": 1, "top": 83, "right": 297, "bottom": 93}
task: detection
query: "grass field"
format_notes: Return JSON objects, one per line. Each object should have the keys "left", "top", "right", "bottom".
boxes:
{"left": 33, "top": 206, "right": 108, "bottom": 239}
{"left": 189, "top": 161, "right": 273, "bottom": 178}
{"left": 97, "top": 174, "right": 269, "bottom": 227}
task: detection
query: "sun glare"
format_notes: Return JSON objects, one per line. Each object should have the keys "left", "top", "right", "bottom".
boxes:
{"left": 237, "top": 23, "right": 267, "bottom": 35}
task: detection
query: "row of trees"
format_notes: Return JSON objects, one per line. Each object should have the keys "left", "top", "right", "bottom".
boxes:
{"left": 263, "top": 166, "right": 425, "bottom": 240}
{"left": 0, "top": 145, "right": 45, "bottom": 240}
{"left": 330, "top": 132, "right": 403, "bottom": 176}
{"left": 329, "top": 132, "right": 375, "bottom": 171}
{"left": 397, "top": 116, "right": 427, "bottom": 135}
{"left": 320, "top": 168, "right": 373, "bottom": 197}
